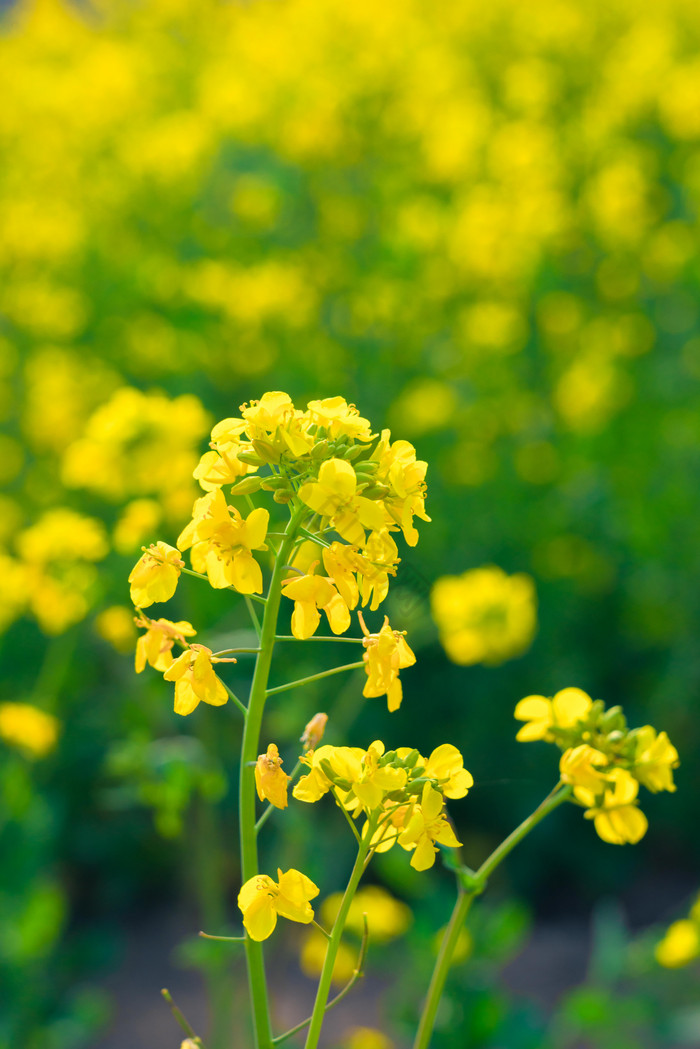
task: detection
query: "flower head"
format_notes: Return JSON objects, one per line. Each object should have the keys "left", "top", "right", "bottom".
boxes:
{"left": 162, "top": 644, "right": 232, "bottom": 716}
{"left": 360, "top": 614, "right": 416, "bottom": 712}
{"left": 177, "top": 489, "right": 269, "bottom": 594}
{"left": 281, "top": 566, "right": 351, "bottom": 639}
{"left": 0, "top": 702, "right": 60, "bottom": 759}
{"left": 514, "top": 687, "right": 592, "bottom": 742}
{"left": 397, "top": 782, "right": 462, "bottom": 870}
{"left": 238, "top": 868, "right": 319, "bottom": 941}
{"left": 255, "top": 743, "right": 289, "bottom": 809}
{"left": 128, "top": 542, "right": 183, "bottom": 608}
{"left": 632, "top": 726, "right": 679, "bottom": 793}
{"left": 300, "top": 712, "right": 328, "bottom": 751}
{"left": 577, "top": 768, "right": 648, "bottom": 845}
{"left": 135, "top": 613, "right": 196, "bottom": 673}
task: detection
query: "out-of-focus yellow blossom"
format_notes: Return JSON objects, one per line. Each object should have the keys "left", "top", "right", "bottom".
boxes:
{"left": 514, "top": 687, "right": 593, "bottom": 742}
{"left": 281, "top": 567, "right": 351, "bottom": 639}
{"left": 342, "top": 1029, "right": 393, "bottom": 1049}
{"left": 162, "top": 644, "right": 231, "bottom": 716}
{"left": 113, "top": 499, "right": 162, "bottom": 555}
{"left": 128, "top": 542, "right": 183, "bottom": 608}
{"left": 299, "top": 458, "right": 386, "bottom": 546}
{"left": 0, "top": 554, "right": 28, "bottom": 632}
{"left": 398, "top": 783, "right": 462, "bottom": 871}
{"left": 255, "top": 743, "right": 289, "bottom": 809}
{"left": 300, "top": 928, "right": 356, "bottom": 985}
{"left": 321, "top": 885, "right": 412, "bottom": 942}
{"left": 431, "top": 566, "right": 536, "bottom": 666}
{"left": 656, "top": 919, "right": 700, "bottom": 968}
{"left": 134, "top": 614, "right": 196, "bottom": 673}
{"left": 95, "top": 605, "right": 137, "bottom": 653}
{"left": 0, "top": 702, "right": 60, "bottom": 759}
{"left": 559, "top": 744, "right": 609, "bottom": 794}
{"left": 632, "top": 726, "right": 679, "bottom": 793}
{"left": 577, "top": 768, "right": 648, "bottom": 845}
{"left": 18, "top": 509, "right": 108, "bottom": 565}
{"left": 359, "top": 614, "right": 416, "bottom": 712}
{"left": 300, "top": 712, "right": 328, "bottom": 751}
{"left": 177, "top": 490, "right": 269, "bottom": 594}
{"left": 237, "top": 868, "right": 319, "bottom": 941}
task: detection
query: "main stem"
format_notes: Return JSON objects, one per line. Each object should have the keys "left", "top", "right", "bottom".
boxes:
{"left": 412, "top": 784, "right": 572, "bottom": 1049}
{"left": 240, "top": 504, "right": 306, "bottom": 1049}
{"left": 303, "top": 842, "right": 369, "bottom": 1049}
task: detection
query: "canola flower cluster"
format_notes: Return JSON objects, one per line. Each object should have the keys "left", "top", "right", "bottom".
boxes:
{"left": 515, "top": 687, "right": 679, "bottom": 845}
{"left": 129, "top": 392, "right": 426, "bottom": 714}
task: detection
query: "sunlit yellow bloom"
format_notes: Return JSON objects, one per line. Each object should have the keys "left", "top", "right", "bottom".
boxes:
{"left": 306, "top": 396, "right": 372, "bottom": 441}
{"left": 281, "top": 567, "right": 351, "bottom": 639}
{"left": 398, "top": 782, "right": 462, "bottom": 871}
{"left": 299, "top": 458, "right": 386, "bottom": 546}
{"left": 432, "top": 567, "right": 536, "bottom": 666}
{"left": 255, "top": 743, "right": 289, "bottom": 809}
{"left": 577, "top": 768, "right": 648, "bottom": 845}
{"left": 632, "top": 726, "right": 679, "bottom": 793}
{"left": 162, "top": 644, "right": 230, "bottom": 716}
{"left": 321, "top": 885, "right": 411, "bottom": 942}
{"left": 321, "top": 542, "right": 360, "bottom": 610}
{"left": 356, "top": 531, "right": 399, "bottom": 609}
{"left": 655, "top": 919, "right": 700, "bottom": 968}
{"left": 0, "top": 702, "right": 60, "bottom": 758}
{"left": 360, "top": 614, "right": 416, "bottom": 712}
{"left": 514, "top": 687, "right": 593, "bottom": 742}
{"left": 241, "top": 392, "right": 313, "bottom": 458}
{"left": 128, "top": 542, "right": 183, "bottom": 608}
{"left": 350, "top": 740, "right": 408, "bottom": 812}
{"left": 293, "top": 744, "right": 365, "bottom": 803}
{"left": 238, "top": 868, "right": 319, "bottom": 941}
{"left": 342, "top": 1028, "right": 394, "bottom": 1049}
{"left": 135, "top": 614, "right": 196, "bottom": 673}
{"left": 376, "top": 432, "right": 430, "bottom": 546}
{"left": 559, "top": 744, "right": 609, "bottom": 793}
{"left": 424, "top": 744, "right": 474, "bottom": 799}
{"left": 300, "top": 712, "right": 328, "bottom": 751}
{"left": 177, "top": 489, "right": 269, "bottom": 593}
{"left": 113, "top": 499, "right": 162, "bottom": 555}
{"left": 94, "top": 605, "right": 137, "bottom": 653}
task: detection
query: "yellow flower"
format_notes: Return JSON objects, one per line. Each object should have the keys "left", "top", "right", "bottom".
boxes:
{"left": 350, "top": 740, "right": 408, "bottom": 812}
{"left": 375, "top": 432, "right": 430, "bottom": 547}
{"left": 342, "top": 1029, "right": 394, "bottom": 1049}
{"left": 194, "top": 417, "right": 256, "bottom": 490}
{"left": 293, "top": 744, "right": 364, "bottom": 803}
{"left": 306, "top": 396, "right": 373, "bottom": 442}
{"left": 424, "top": 744, "right": 474, "bottom": 799}
{"left": 559, "top": 744, "right": 609, "bottom": 793}
{"left": 655, "top": 919, "right": 700, "bottom": 968}
{"left": 300, "top": 712, "right": 328, "bottom": 751}
{"left": 177, "top": 489, "right": 269, "bottom": 594}
{"left": 360, "top": 614, "right": 416, "bottom": 712}
{"left": 95, "top": 605, "right": 137, "bottom": 653}
{"left": 0, "top": 702, "right": 60, "bottom": 758}
{"left": 241, "top": 392, "right": 313, "bottom": 458}
{"left": 577, "top": 768, "right": 648, "bottom": 845}
{"left": 128, "top": 542, "right": 183, "bottom": 608}
{"left": 514, "top": 687, "right": 593, "bottom": 742}
{"left": 632, "top": 726, "right": 679, "bottom": 793}
{"left": 298, "top": 458, "right": 386, "bottom": 546}
{"left": 281, "top": 567, "right": 351, "bottom": 639}
{"left": 238, "top": 868, "right": 319, "bottom": 941}
{"left": 162, "top": 644, "right": 231, "bottom": 716}
{"left": 134, "top": 613, "right": 196, "bottom": 673}
{"left": 255, "top": 743, "right": 289, "bottom": 809}
{"left": 431, "top": 566, "right": 536, "bottom": 666}
{"left": 398, "top": 782, "right": 462, "bottom": 871}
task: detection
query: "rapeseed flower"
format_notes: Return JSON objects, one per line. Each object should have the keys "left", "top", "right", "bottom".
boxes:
{"left": 129, "top": 542, "right": 183, "bottom": 608}
{"left": 177, "top": 490, "right": 269, "bottom": 594}
{"left": 238, "top": 868, "right": 319, "bottom": 941}
{"left": 656, "top": 899, "right": 700, "bottom": 968}
{"left": 0, "top": 702, "right": 60, "bottom": 758}
{"left": 298, "top": 458, "right": 386, "bottom": 546}
{"left": 162, "top": 644, "right": 231, "bottom": 716}
{"left": 398, "top": 782, "right": 462, "bottom": 870}
{"left": 360, "top": 614, "right": 416, "bottom": 712}
{"left": 135, "top": 614, "right": 196, "bottom": 673}
{"left": 300, "top": 712, "right": 328, "bottom": 751}
{"left": 577, "top": 769, "right": 648, "bottom": 845}
{"left": 281, "top": 567, "right": 351, "bottom": 639}
{"left": 632, "top": 726, "right": 679, "bottom": 793}
{"left": 514, "top": 687, "right": 592, "bottom": 742}
{"left": 255, "top": 743, "right": 289, "bottom": 809}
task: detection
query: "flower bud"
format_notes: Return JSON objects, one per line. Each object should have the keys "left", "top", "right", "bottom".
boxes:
{"left": 300, "top": 712, "right": 328, "bottom": 751}
{"left": 229, "top": 476, "right": 263, "bottom": 496}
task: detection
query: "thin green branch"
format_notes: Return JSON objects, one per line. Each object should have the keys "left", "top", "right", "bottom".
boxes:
{"left": 273, "top": 916, "right": 369, "bottom": 1046}
{"left": 221, "top": 680, "right": 248, "bottom": 717}
{"left": 329, "top": 785, "right": 362, "bottom": 846}
{"left": 198, "top": 931, "right": 246, "bottom": 942}
{"left": 245, "top": 596, "right": 262, "bottom": 638}
{"left": 180, "top": 565, "right": 267, "bottom": 603}
{"left": 266, "top": 662, "right": 364, "bottom": 697}
{"left": 212, "top": 648, "right": 261, "bottom": 656}
{"left": 161, "top": 988, "right": 205, "bottom": 1047}
{"left": 312, "top": 920, "right": 332, "bottom": 941}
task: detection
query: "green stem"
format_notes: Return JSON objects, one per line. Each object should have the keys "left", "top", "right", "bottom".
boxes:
{"left": 220, "top": 680, "right": 248, "bottom": 717}
{"left": 239, "top": 504, "right": 307, "bottom": 1049}
{"left": 181, "top": 565, "right": 266, "bottom": 604}
{"left": 245, "top": 596, "right": 262, "bottom": 639}
{"left": 412, "top": 784, "right": 572, "bottom": 1049}
{"left": 303, "top": 840, "right": 369, "bottom": 1049}
{"left": 266, "top": 662, "right": 364, "bottom": 697}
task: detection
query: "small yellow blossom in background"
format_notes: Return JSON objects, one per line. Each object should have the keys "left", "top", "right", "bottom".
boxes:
{"left": 432, "top": 924, "right": 473, "bottom": 965}
{"left": 17, "top": 509, "right": 108, "bottom": 565}
{"left": 431, "top": 566, "right": 536, "bottom": 666}
{"left": 255, "top": 744, "right": 289, "bottom": 809}
{"left": 162, "top": 645, "right": 231, "bottom": 716}
{"left": 94, "top": 606, "right": 137, "bottom": 653}
{"left": 359, "top": 614, "right": 416, "bottom": 712}
{"left": 128, "top": 542, "right": 183, "bottom": 608}
{"left": 300, "top": 930, "right": 356, "bottom": 985}
{"left": 112, "top": 499, "right": 162, "bottom": 555}
{"left": 514, "top": 687, "right": 593, "bottom": 742}
{"left": 321, "top": 886, "right": 412, "bottom": 942}
{"left": 342, "top": 1027, "right": 394, "bottom": 1049}
{"left": 238, "top": 868, "right": 319, "bottom": 941}
{"left": 134, "top": 615, "right": 196, "bottom": 674}
{"left": 656, "top": 919, "right": 700, "bottom": 968}
{"left": 300, "top": 712, "right": 328, "bottom": 751}
{"left": 0, "top": 702, "right": 60, "bottom": 759}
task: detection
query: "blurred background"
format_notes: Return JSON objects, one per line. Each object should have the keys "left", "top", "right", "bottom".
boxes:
{"left": 1, "top": 0, "right": 699, "bottom": 1046}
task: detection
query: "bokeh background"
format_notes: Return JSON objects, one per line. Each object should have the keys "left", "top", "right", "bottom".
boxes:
{"left": 2, "top": 0, "right": 700, "bottom": 1046}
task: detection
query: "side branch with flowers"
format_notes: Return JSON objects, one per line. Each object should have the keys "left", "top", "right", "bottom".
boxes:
{"left": 127, "top": 392, "right": 679, "bottom": 1049}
